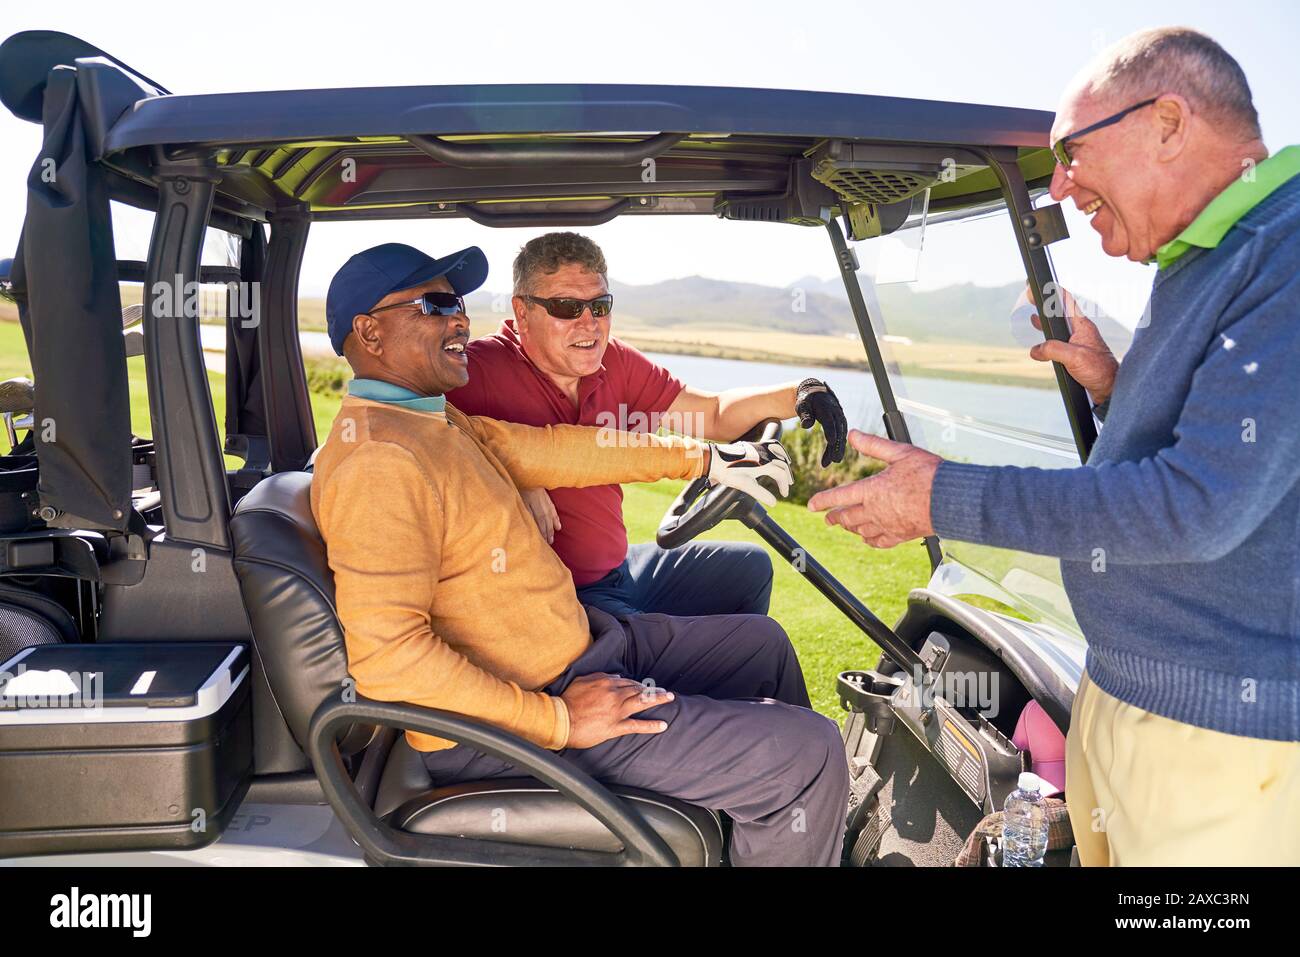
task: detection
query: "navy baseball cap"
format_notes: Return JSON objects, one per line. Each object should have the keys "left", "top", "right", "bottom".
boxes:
{"left": 326, "top": 243, "right": 488, "bottom": 354}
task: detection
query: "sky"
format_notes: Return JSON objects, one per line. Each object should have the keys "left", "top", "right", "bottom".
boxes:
{"left": 2, "top": 0, "right": 1297, "bottom": 309}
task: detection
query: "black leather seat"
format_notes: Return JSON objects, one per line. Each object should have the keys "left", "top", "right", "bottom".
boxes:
{"left": 229, "top": 471, "right": 723, "bottom": 866}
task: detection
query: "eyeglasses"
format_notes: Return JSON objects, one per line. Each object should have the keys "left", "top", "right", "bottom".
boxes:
{"left": 1051, "top": 97, "right": 1158, "bottom": 168}
{"left": 370, "top": 291, "right": 466, "bottom": 317}
{"left": 523, "top": 294, "right": 614, "bottom": 320}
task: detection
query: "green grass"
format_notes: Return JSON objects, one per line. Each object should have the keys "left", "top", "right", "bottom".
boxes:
{"left": 3, "top": 318, "right": 929, "bottom": 721}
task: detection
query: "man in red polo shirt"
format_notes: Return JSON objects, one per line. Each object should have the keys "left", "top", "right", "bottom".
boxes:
{"left": 447, "top": 232, "right": 846, "bottom": 618}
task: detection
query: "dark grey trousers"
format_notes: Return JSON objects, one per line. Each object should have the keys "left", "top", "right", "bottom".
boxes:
{"left": 422, "top": 607, "right": 848, "bottom": 866}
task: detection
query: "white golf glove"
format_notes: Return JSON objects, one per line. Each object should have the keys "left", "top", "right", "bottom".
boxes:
{"left": 706, "top": 438, "right": 793, "bottom": 507}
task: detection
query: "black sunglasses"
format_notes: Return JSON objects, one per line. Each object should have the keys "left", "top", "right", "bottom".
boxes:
{"left": 371, "top": 290, "right": 466, "bottom": 317}
{"left": 523, "top": 294, "right": 614, "bottom": 320}
{"left": 1051, "top": 97, "right": 1158, "bottom": 168}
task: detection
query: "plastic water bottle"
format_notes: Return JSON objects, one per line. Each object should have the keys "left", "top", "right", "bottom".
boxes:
{"left": 1000, "top": 772, "right": 1049, "bottom": 867}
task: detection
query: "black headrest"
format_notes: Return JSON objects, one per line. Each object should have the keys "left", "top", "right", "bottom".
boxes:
{"left": 230, "top": 471, "right": 370, "bottom": 755}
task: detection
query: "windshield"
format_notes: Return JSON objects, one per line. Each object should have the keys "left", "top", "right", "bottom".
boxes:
{"left": 850, "top": 190, "right": 1153, "bottom": 634}
{"left": 856, "top": 196, "right": 1078, "bottom": 468}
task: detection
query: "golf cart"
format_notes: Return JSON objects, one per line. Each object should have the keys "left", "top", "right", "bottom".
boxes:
{"left": 0, "top": 29, "right": 1104, "bottom": 867}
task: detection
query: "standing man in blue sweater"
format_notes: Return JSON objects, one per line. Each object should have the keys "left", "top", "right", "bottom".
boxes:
{"left": 809, "top": 27, "right": 1299, "bottom": 866}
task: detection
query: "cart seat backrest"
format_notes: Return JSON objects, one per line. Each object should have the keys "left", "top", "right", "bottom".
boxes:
{"left": 229, "top": 471, "right": 372, "bottom": 756}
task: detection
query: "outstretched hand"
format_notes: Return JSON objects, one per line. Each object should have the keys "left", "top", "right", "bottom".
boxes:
{"left": 807, "top": 430, "right": 942, "bottom": 548}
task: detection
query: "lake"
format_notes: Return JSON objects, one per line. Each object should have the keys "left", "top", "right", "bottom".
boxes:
{"left": 641, "top": 350, "right": 1082, "bottom": 469}
{"left": 226, "top": 325, "right": 1084, "bottom": 470}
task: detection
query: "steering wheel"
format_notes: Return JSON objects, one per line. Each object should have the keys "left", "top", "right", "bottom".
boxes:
{"left": 656, "top": 419, "right": 783, "bottom": 550}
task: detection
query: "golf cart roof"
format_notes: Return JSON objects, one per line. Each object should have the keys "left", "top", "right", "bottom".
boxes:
{"left": 2, "top": 28, "right": 1085, "bottom": 537}
{"left": 1, "top": 30, "right": 1057, "bottom": 227}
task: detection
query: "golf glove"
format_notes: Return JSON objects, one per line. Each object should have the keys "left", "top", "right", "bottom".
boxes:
{"left": 794, "top": 378, "right": 848, "bottom": 467}
{"left": 706, "top": 438, "right": 793, "bottom": 507}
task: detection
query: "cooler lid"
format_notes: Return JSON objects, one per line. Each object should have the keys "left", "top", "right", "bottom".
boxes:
{"left": 0, "top": 641, "right": 248, "bottom": 723}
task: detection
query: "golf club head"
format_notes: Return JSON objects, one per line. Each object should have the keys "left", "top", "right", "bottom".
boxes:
{"left": 0, "top": 376, "right": 35, "bottom": 415}
{"left": 124, "top": 328, "right": 145, "bottom": 358}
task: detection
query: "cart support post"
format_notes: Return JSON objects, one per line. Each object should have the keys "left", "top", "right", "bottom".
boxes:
{"left": 975, "top": 148, "right": 1097, "bottom": 462}
{"left": 261, "top": 211, "right": 317, "bottom": 472}
{"left": 144, "top": 156, "right": 232, "bottom": 549}
{"left": 825, "top": 218, "right": 944, "bottom": 572}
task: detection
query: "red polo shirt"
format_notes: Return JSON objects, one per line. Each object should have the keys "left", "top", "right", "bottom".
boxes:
{"left": 446, "top": 319, "right": 684, "bottom": 586}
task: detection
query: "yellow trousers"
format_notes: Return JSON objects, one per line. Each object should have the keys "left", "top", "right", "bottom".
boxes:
{"left": 1065, "top": 671, "right": 1300, "bottom": 866}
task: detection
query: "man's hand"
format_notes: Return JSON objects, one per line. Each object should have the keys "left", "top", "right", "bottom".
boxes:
{"left": 807, "top": 430, "right": 941, "bottom": 548}
{"left": 707, "top": 437, "right": 793, "bottom": 507}
{"left": 794, "top": 379, "right": 848, "bottom": 467}
{"left": 1021, "top": 284, "right": 1120, "bottom": 406}
{"left": 520, "top": 487, "right": 561, "bottom": 544}
{"left": 560, "top": 673, "right": 673, "bottom": 749}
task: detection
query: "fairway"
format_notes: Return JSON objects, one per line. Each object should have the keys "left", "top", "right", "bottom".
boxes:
{"left": 1, "top": 316, "right": 929, "bottom": 719}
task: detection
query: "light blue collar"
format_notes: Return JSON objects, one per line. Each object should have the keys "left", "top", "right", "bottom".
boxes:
{"left": 348, "top": 377, "right": 447, "bottom": 413}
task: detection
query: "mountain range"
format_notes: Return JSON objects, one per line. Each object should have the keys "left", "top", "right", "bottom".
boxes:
{"left": 468, "top": 273, "right": 1135, "bottom": 352}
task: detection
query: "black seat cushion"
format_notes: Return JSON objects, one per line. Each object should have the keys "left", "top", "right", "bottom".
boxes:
{"left": 229, "top": 471, "right": 372, "bottom": 755}
{"left": 378, "top": 738, "right": 723, "bottom": 866}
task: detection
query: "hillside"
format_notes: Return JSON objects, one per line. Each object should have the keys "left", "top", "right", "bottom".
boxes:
{"left": 3, "top": 270, "right": 1130, "bottom": 390}
{"left": 469, "top": 274, "right": 1133, "bottom": 354}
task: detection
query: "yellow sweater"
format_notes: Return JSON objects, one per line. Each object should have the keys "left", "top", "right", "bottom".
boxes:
{"left": 310, "top": 396, "right": 707, "bottom": 752}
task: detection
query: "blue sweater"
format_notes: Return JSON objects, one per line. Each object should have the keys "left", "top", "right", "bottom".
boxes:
{"left": 930, "top": 175, "right": 1300, "bottom": 741}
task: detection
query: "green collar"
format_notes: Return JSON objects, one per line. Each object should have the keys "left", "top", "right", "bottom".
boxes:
{"left": 1156, "top": 145, "right": 1300, "bottom": 270}
{"left": 347, "top": 377, "right": 447, "bottom": 413}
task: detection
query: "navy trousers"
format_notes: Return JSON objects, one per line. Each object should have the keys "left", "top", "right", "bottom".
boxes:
{"left": 421, "top": 608, "right": 848, "bottom": 866}
{"left": 575, "top": 540, "right": 774, "bottom": 617}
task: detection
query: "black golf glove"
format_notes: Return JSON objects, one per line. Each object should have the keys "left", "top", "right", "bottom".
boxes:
{"left": 794, "top": 378, "right": 847, "bottom": 467}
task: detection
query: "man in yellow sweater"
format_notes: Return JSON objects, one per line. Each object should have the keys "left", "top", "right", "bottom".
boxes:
{"left": 313, "top": 242, "right": 848, "bottom": 866}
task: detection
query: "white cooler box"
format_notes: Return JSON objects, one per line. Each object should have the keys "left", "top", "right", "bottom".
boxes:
{"left": 0, "top": 641, "right": 253, "bottom": 858}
